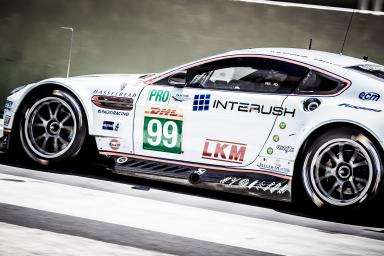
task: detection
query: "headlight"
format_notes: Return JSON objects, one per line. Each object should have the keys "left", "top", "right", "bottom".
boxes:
{"left": 9, "top": 85, "right": 27, "bottom": 95}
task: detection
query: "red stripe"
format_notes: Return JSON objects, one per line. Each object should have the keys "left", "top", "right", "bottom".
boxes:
{"left": 99, "top": 151, "right": 292, "bottom": 180}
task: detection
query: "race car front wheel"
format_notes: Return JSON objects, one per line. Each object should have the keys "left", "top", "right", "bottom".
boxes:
{"left": 302, "top": 128, "right": 383, "bottom": 209}
{"left": 19, "top": 89, "right": 87, "bottom": 165}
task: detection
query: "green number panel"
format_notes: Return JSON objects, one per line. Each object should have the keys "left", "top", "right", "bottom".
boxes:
{"left": 143, "top": 116, "right": 183, "bottom": 154}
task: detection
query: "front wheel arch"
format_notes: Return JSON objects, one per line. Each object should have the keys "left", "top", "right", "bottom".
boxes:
{"left": 292, "top": 122, "right": 384, "bottom": 208}
{"left": 12, "top": 83, "right": 91, "bottom": 133}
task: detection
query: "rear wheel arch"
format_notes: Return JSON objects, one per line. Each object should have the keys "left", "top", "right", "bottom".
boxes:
{"left": 296, "top": 122, "right": 384, "bottom": 163}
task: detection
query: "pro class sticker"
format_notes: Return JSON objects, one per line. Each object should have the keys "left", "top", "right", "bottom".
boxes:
{"left": 147, "top": 89, "right": 171, "bottom": 106}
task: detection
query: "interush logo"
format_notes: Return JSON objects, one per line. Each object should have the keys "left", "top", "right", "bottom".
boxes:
{"left": 202, "top": 139, "right": 247, "bottom": 164}
{"left": 212, "top": 100, "right": 296, "bottom": 117}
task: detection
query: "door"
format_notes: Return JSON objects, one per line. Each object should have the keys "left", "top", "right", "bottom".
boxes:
{"left": 134, "top": 56, "right": 308, "bottom": 167}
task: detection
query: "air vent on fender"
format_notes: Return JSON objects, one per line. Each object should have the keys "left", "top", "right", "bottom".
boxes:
{"left": 92, "top": 95, "right": 134, "bottom": 111}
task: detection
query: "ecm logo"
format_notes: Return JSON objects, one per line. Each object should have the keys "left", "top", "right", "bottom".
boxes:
{"left": 359, "top": 92, "right": 380, "bottom": 101}
{"left": 202, "top": 139, "right": 247, "bottom": 164}
{"left": 148, "top": 89, "right": 170, "bottom": 105}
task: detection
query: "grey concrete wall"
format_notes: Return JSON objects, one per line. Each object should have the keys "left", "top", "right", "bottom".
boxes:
{"left": 0, "top": 0, "right": 383, "bottom": 105}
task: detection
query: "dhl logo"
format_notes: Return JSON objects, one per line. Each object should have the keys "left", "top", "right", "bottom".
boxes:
{"left": 144, "top": 107, "right": 183, "bottom": 119}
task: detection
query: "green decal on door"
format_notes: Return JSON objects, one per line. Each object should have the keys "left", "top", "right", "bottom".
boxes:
{"left": 143, "top": 107, "right": 183, "bottom": 154}
{"left": 147, "top": 89, "right": 171, "bottom": 105}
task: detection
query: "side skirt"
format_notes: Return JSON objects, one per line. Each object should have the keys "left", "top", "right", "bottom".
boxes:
{"left": 100, "top": 151, "right": 292, "bottom": 202}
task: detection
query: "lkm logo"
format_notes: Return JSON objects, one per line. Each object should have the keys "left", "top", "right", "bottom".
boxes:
{"left": 202, "top": 139, "right": 247, "bottom": 164}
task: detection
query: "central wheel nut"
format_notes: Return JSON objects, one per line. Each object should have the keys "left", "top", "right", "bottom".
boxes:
{"left": 337, "top": 165, "right": 351, "bottom": 179}
{"left": 48, "top": 121, "right": 60, "bottom": 135}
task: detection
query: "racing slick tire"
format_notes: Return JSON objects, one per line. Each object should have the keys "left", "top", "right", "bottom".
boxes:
{"left": 19, "top": 89, "right": 87, "bottom": 165}
{"left": 302, "top": 127, "right": 383, "bottom": 209}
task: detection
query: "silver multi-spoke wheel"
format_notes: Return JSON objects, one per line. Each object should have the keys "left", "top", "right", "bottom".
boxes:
{"left": 24, "top": 97, "right": 77, "bottom": 159}
{"left": 309, "top": 139, "right": 373, "bottom": 206}
{"left": 302, "top": 127, "right": 384, "bottom": 209}
{"left": 19, "top": 90, "right": 87, "bottom": 165}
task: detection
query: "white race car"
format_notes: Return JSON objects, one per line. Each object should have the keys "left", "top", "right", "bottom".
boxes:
{"left": 2, "top": 48, "right": 384, "bottom": 209}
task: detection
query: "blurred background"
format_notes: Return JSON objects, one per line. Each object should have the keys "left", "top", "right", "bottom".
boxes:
{"left": 0, "top": 0, "right": 383, "bottom": 105}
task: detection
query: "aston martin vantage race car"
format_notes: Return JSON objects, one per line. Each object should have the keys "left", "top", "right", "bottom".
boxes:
{"left": 2, "top": 48, "right": 384, "bottom": 208}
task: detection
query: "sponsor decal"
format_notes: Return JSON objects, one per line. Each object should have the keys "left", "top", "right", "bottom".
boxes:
{"left": 144, "top": 107, "right": 183, "bottom": 118}
{"left": 212, "top": 100, "right": 296, "bottom": 117}
{"left": 172, "top": 93, "right": 190, "bottom": 102}
{"left": 193, "top": 94, "right": 211, "bottom": 111}
{"left": 267, "top": 147, "right": 273, "bottom": 155}
{"left": 103, "top": 121, "right": 114, "bottom": 130}
{"left": 3, "top": 115, "right": 11, "bottom": 126}
{"left": 116, "top": 157, "right": 128, "bottom": 164}
{"left": 257, "top": 162, "right": 290, "bottom": 174}
{"left": 279, "top": 122, "right": 286, "bottom": 129}
{"left": 358, "top": 92, "right": 380, "bottom": 101}
{"left": 202, "top": 139, "right": 247, "bottom": 164}
{"left": 313, "top": 58, "right": 342, "bottom": 67}
{"left": 93, "top": 90, "right": 136, "bottom": 98}
{"left": 4, "top": 100, "right": 13, "bottom": 111}
{"left": 272, "top": 135, "right": 279, "bottom": 142}
{"left": 338, "top": 103, "right": 382, "bottom": 112}
{"left": 102, "top": 121, "right": 119, "bottom": 131}
{"left": 143, "top": 107, "right": 183, "bottom": 154}
{"left": 276, "top": 145, "right": 294, "bottom": 153}
{"left": 271, "top": 50, "right": 308, "bottom": 59}
{"left": 120, "top": 83, "right": 128, "bottom": 91}
{"left": 98, "top": 109, "right": 129, "bottom": 116}
{"left": 220, "top": 177, "right": 289, "bottom": 194}
{"left": 195, "top": 168, "right": 207, "bottom": 175}
{"left": 109, "top": 139, "right": 120, "bottom": 151}
{"left": 147, "top": 89, "right": 171, "bottom": 105}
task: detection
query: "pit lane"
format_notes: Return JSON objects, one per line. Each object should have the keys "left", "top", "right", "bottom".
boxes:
{"left": 0, "top": 153, "right": 383, "bottom": 255}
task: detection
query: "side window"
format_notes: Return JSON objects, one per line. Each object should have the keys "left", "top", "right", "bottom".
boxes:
{"left": 190, "top": 67, "right": 282, "bottom": 92}
{"left": 187, "top": 57, "right": 308, "bottom": 94}
{"left": 294, "top": 70, "right": 345, "bottom": 95}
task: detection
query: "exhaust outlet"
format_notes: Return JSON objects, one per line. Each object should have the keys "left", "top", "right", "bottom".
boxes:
{"left": 188, "top": 168, "right": 206, "bottom": 184}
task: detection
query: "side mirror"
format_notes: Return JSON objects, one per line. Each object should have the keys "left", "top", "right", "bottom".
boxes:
{"left": 168, "top": 71, "right": 186, "bottom": 88}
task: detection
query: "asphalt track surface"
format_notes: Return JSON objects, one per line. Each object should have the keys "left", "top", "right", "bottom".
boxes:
{"left": 0, "top": 153, "right": 383, "bottom": 255}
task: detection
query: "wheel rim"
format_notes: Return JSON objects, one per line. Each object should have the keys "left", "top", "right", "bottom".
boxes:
{"left": 309, "top": 138, "right": 373, "bottom": 206}
{"left": 24, "top": 97, "right": 77, "bottom": 159}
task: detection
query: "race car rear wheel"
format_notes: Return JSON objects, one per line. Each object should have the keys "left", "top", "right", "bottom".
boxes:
{"left": 19, "top": 89, "right": 87, "bottom": 165}
{"left": 302, "top": 128, "right": 383, "bottom": 209}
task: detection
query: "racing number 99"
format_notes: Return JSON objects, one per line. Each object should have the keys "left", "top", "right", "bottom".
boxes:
{"left": 143, "top": 117, "right": 182, "bottom": 154}
{"left": 147, "top": 119, "right": 178, "bottom": 148}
